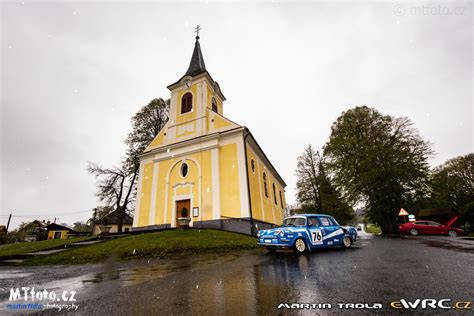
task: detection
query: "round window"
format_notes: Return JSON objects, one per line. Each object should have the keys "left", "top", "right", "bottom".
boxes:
{"left": 180, "top": 162, "right": 189, "bottom": 177}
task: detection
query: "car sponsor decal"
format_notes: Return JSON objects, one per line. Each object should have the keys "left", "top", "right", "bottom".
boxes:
{"left": 322, "top": 228, "right": 344, "bottom": 241}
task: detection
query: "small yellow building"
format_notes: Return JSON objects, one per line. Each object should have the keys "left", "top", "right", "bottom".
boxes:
{"left": 47, "top": 223, "right": 74, "bottom": 240}
{"left": 133, "top": 34, "right": 286, "bottom": 235}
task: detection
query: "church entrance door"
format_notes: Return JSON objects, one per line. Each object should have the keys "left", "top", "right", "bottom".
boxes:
{"left": 176, "top": 199, "right": 191, "bottom": 227}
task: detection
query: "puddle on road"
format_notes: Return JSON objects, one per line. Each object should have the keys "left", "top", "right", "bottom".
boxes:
{"left": 0, "top": 251, "right": 249, "bottom": 314}
{"left": 0, "top": 270, "right": 32, "bottom": 279}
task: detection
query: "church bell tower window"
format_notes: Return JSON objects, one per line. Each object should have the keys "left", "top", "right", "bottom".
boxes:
{"left": 181, "top": 92, "right": 193, "bottom": 114}
{"left": 211, "top": 97, "right": 218, "bottom": 113}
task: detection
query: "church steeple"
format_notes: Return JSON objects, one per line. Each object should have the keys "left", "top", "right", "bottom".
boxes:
{"left": 184, "top": 34, "right": 206, "bottom": 77}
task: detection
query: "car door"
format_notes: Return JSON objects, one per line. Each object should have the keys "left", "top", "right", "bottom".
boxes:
{"left": 414, "top": 221, "right": 430, "bottom": 234}
{"left": 318, "top": 216, "right": 344, "bottom": 247}
{"left": 427, "top": 221, "right": 444, "bottom": 235}
{"left": 307, "top": 217, "right": 325, "bottom": 248}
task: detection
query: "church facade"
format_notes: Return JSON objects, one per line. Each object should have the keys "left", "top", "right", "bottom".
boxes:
{"left": 132, "top": 34, "right": 286, "bottom": 235}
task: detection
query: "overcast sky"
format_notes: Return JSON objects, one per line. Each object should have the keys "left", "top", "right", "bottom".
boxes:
{"left": 1, "top": 1, "right": 472, "bottom": 230}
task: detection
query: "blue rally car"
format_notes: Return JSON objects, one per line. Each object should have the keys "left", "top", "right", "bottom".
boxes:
{"left": 257, "top": 214, "right": 358, "bottom": 254}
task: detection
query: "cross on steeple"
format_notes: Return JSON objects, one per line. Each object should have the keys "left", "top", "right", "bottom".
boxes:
{"left": 194, "top": 25, "right": 201, "bottom": 39}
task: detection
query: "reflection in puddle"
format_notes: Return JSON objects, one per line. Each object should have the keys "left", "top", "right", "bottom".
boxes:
{"left": 0, "top": 248, "right": 364, "bottom": 314}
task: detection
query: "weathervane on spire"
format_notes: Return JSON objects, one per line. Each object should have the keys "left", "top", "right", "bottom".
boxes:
{"left": 195, "top": 25, "right": 201, "bottom": 39}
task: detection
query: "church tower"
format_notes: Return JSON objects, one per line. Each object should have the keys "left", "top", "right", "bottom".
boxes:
{"left": 133, "top": 28, "right": 287, "bottom": 235}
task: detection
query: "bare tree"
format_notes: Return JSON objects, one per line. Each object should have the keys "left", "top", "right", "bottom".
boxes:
{"left": 87, "top": 162, "right": 137, "bottom": 233}
{"left": 87, "top": 98, "right": 169, "bottom": 233}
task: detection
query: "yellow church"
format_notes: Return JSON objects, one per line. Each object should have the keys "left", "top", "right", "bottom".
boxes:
{"left": 132, "top": 32, "right": 286, "bottom": 235}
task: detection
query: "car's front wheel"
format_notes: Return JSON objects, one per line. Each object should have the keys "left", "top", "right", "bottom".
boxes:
{"left": 293, "top": 238, "right": 307, "bottom": 254}
{"left": 342, "top": 236, "right": 352, "bottom": 249}
{"left": 409, "top": 228, "right": 419, "bottom": 236}
{"left": 448, "top": 230, "right": 457, "bottom": 237}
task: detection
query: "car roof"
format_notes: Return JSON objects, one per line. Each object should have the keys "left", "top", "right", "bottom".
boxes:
{"left": 284, "top": 214, "right": 334, "bottom": 219}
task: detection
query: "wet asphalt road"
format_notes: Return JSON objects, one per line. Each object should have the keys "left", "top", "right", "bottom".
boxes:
{"left": 0, "top": 234, "right": 473, "bottom": 315}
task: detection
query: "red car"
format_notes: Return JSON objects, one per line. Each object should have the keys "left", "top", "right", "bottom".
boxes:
{"left": 399, "top": 217, "right": 465, "bottom": 237}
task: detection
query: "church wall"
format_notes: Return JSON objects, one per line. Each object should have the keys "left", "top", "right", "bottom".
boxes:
{"left": 246, "top": 146, "right": 264, "bottom": 222}
{"left": 153, "top": 159, "right": 171, "bottom": 225}
{"left": 137, "top": 161, "right": 153, "bottom": 227}
{"left": 246, "top": 145, "right": 286, "bottom": 226}
{"left": 219, "top": 143, "right": 242, "bottom": 219}
{"left": 136, "top": 149, "right": 215, "bottom": 228}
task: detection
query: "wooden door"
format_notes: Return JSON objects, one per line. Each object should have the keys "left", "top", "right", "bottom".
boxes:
{"left": 176, "top": 199, "right": 191, "bottom": 227}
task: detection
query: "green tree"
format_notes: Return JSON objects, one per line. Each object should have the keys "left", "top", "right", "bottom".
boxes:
{"left": 463, "top": 201, "right": 474, "bottom": 230}
{"left": 88, "top": 98, "right": 169, "bottom": 233}
{"left": 125, "top": 98, "right": 170, "bottom": 167}
{"left": 429, "top": 153, "right": 473, "bottom": 209}
{"left": 295, "top": 145, "right": 354, "bottom": 224}
{"left": 72, "top": 221, "right": 92, "bottom": 233}
{"left": 323, "top": 106, "right": 433, "bottom": 234}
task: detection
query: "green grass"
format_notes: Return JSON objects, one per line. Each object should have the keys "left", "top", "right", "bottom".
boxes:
{"left": 365, "top": 224, "right": 382, "bottom": 235}
{"left": 23, "top": 229, "right": 259, "bottom": 265}
{"left": 0, "top": 237, "right": 92, "bottom": 258}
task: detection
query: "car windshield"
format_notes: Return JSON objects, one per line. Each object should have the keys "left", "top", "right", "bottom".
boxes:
{"left": 281, "top": 217, "right": 306, "bottom": 227}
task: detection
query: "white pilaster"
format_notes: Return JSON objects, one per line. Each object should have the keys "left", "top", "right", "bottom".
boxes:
{"left": 133, "top": 160, "right": 145, "bottom": 227}
{"left": 237, "top": 138, "right": 250, "bottom": 218}
{"left": 163, "top": 179, "right": 169, "bottom": 225}
{"left": 211, "top": 147, "right": 221, "bottom": 219}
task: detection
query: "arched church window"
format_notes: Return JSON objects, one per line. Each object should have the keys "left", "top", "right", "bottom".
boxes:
{"left": 273, "top": 183, "right": 277, "bottom": 205}
{"left": 263, "top": 173, "right": 268, "bottom": 198}
{"left": 280, "top": 190, "right": 284, "bottom": 207}
{"left": 211, "top": 97, "right": 218, "bottom": 112}
{"left": 251, "top": 159, "right": 255, "bottom": 173}
{"left": 180, "top": 162, "right": 189, "bottom": 178}
{"left": 181, "top": 92, "right": 193, "bottom": 114}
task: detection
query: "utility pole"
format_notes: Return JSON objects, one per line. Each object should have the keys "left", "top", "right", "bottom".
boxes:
{"left": 6, "top": 214, "right": 12, "bottom": 232}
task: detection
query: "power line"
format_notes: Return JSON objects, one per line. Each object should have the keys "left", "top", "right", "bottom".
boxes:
{"left": 2, "top": 210, "right": 92, "bottom": 217}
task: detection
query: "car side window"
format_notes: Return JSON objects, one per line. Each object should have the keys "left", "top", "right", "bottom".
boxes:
{"left": 294, "top": 218, "right": 306, "bottom": 226}
{"left": 308, "top": 217, "right": 320, "bottom": 227}
{"left": 319, "top": 217, "right": 332, "bottom": 226}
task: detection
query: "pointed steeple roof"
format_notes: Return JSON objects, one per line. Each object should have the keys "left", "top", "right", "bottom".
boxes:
{"left": 167, "top": 30, "right": 225, "bottom": 101}
{"left": 184, "top": 36, "right": 206, "bottom": 77}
